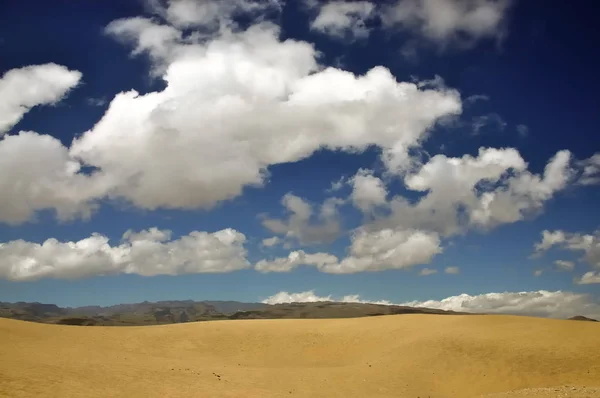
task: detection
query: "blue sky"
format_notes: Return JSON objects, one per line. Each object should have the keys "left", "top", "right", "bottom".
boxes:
{"left": 1, "top": 0, "right": 599, "bottom": 318}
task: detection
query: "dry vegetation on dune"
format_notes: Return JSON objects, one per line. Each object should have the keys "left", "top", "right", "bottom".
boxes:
{"left": 1, "top": 314, "right": 599, "bottom": 398}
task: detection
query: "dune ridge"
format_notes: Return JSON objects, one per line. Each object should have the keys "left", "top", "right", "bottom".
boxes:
{"left": 1, "top": 314, "right": 599, "bottom": 397}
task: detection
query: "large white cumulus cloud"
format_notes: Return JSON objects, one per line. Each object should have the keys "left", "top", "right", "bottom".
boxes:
{"left": 0, "top": 0, "right": 592, "bottom": 233}
{"left": 70, "top": 23, "right": 462, "bottom": 211}
{"left": 0, "top": 3, "right": 463, "bottom": 224}
{"left": 0, "top": 227, "right": 249, "bottom": 281}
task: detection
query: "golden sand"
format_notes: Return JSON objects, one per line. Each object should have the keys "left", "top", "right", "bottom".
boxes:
{"left": 1, "top": 314, "right": 599, "bottom": 397}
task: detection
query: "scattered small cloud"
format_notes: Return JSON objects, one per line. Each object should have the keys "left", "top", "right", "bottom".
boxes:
{"left": 262, "top": 290, "right": 393, "bottom": 305}
{"left": 516, "top": 124, "right": 529, "bottom": 137}
{"left": 575, "top": 271, "right": 600, "bottom": 285}
{"left": 380, "top": 0, "right": 514, "bottom": 50}
{"left": 327, "top": 176, "right": 346, "bottom": 193}
{"left": 349, "top": 168, "right": 388, "bottom": 213}
{"left": 533, "top": 269, "right": 543, "bottom": 277}
{"left": 465, "top": 94, "right": 490, "bottom": 104}
{"left": 419, "top": 268, "right": 437, "bottom": 276}
{"left": 86, "top": 97, "right": 108, "bottom": 107}
{"left": 534, "top": 229, "right": 600, "bottom": 269}
{"left": 445, "top": 266, "right": 460, "bottom": 274}
{"left": 576, "top": 153, "right": 600, "bottom": 186}
{"left": 261, "top": 236, "right": 281, "bottom": 247}
{"left": 261, "top": 194, "right": 344, "bottom": 246}
{"left": 307, "top": 0, "right": 376, "bottom": 42}
{"left": 399, "top": 41, "right": 419, "bottom": 62}
{"left": 472, "top": 113, "right": 507, "bottom": 135}
{"left": 555, "top": 259, "right": 575, "bottom": 271}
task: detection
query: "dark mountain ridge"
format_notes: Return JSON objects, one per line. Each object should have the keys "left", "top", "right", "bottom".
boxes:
{"left": 568, "top": 315, "right": 599, "bottom": 322}
{"left": 2, "top": 300, "right": 597, "bottom": 326}
{"left": 0, "top": 299, "right": 266, "bottom": 325}
{"left": 0, "top": 299, "right": 467, "bottom": 326}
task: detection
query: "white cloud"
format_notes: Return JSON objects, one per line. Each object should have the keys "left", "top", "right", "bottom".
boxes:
{"left": 465, "top": 94, "right": 489, "bottom": 104}
{"left": 149, "top": 0, "right": 282, "bottom": 30}
{"left": 262, "top": 289, "right": 600, "bottom": 319}
{"left": 262, "top": 290, "right": 392, "bottom": 305}
{"left": 516, "top": 124, "right": 529, "bottom": 137}
{"left": 0, "top": 63, "right": 81, "bottom": 134}
{"left": 445, "top": 266, "right": 460, "bottom": 274}
{"left": 308, "top": 1, "right": 376, "bottom": 40}
{"left": 332, "top": 227, "right": 443, "bottom": 273}
{"left": 0, "top": 131, "right": 103, "bottom": 225}
{"left": 121, "top": 227, "right": 172, "bottom": 243}
{"left": 263, "top": 290, "right": 334, "bottom": 304}
{"left": 464, "top": 150, "right": 573, "bottom": 228}
{"left": 403, "top": 290, "right": 600, "bottom": 320}
{"left": 305, "top": 0, "right": 512, "bottom": 50}
{"left": 67, "top": 16, "right": 462, "bottom": 217}
{"left": 533, "top": 230, "right": 567, "bottom": 252}
{"left": 256, "top": 226, "right": 442, "bottom": 274}
{"left": 534, "top": 229, "right": 600, "bottom": 269}
{"left": 376, "top": 148, "right": 573, "bottom": 237}
{"left": 534, "top": 230, "right": 600, "bottom": 284}
{"left": 400, "top": 147, "right": 527, "bottom": 233}
{"left": 533, "top": 269, "right": 543, "bottom": 277}
{"left": 327, "top": 176, "right": 346, "bottom": 193}
{"left": 349, "top": 169, "right": 388, "bottom": 213}
{"left": 577, "top": 153, "right": 600, "bottom": 186}
{"left": 0, "top": 227, "right": 249, "bottom": 281}
{"left": 86, "top": 97, "right": 108, "bottom": 107}
{"left": 261, "top": 194, "right": 343, "bottom": 245}
{"left": 0, "top": 0, "right": 590, "bottom": 281}
{"left": 255, "top": 250, "right": 339, "bottom": 273}
{"left": 555, "top": 259, "right": 575, "bottom": 271}
{"left": 419, "top": 268, "right": 437, "bottom": 276}
{"left": 0, "top": 8, "right": 465, "bottom": 225}
{"left": 576, "top": 271, "right": 600, "bottom": 285}
{"left": 108, "top": 0, "right": 283, "bottom": 76}
{"left": 381, "top": 0, "right": 513, "bottom": 48}
{"left": 472, "top": 113, "right": 506, "bottom": 135}
{"left": 261, "top": 236, "right": 281, "bottom": 247}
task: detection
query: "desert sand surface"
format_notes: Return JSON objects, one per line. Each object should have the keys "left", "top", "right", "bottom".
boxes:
{"left": 1, "top": 314, "right": 599, "bottom": 398}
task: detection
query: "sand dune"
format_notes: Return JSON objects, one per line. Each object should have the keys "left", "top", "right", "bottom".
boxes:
{"left": 1, "top": 314, "right": 599, "bottom": 397}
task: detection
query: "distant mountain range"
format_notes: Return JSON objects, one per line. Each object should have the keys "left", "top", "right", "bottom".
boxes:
{"left": 568, "top": 315, "right": 599, "bottom": 322}
{"left": 1, "top": 300, "right": 596, "bottom": 326}
{"left": 0, "top": 300, "right": 469, "bottom": 326}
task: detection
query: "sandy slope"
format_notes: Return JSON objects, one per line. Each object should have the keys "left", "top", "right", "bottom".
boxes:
{"left": 1, "top": 314, "right": 599, "bottom": 398}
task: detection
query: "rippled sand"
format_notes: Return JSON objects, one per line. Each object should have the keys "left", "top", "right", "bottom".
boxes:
{"left": 1, "top": 314, "right": 599, "bottom": 397}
